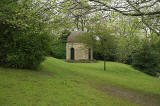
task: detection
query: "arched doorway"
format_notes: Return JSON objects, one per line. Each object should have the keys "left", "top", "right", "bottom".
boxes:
{"left": 88, "top": 48, "right": 91, "bottom": 60}
{"left": 71, "top": 48, "right": 75, "bottom": 60}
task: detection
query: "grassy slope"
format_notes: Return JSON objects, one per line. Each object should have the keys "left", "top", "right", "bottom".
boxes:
{"left": 0, "top": 57, "right": 160, "bottom": 106}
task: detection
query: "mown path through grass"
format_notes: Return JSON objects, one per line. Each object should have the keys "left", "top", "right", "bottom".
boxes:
{"left": 41, "top": 57, "right": 160, "bottom": 106}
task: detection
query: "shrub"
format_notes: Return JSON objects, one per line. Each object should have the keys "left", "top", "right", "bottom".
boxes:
{"left": 50, "top": 43, "right": 66, "bottom": 59}
{"left": 93, "top": 50, "right": 116, "bottom": 61}
{"left": 0, "top": 23, "right": 52, "bottom": 69}
{"left": 50, "top": 30, "right": 70, "bottom": 59}
{"left": 0, "top": 0, "right": 53, "bottom": 69}
{"left": 132, "top": 39, "right": 160, "bottom": 76}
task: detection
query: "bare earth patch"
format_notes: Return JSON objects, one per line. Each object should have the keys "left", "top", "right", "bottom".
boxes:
{"left": 89, "top": 82, "right": 160, "bottom": 106}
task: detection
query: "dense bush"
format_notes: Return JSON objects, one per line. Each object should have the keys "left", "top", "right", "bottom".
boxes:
{"left": 0, "top": 23, "right": 52, "bottom": 69}
{"left": 132, "top": 39, "right": 160, "bottom": 76}
{"left": 93, "top": 50, "right": 116, "bottom": 61}
{"left": 115, "top": 35, "right": 142, "bottom": 64}
{"left": 0, "top": 0, "right": 53, "bottom": 69}
{"left": 50, "top": 43, "right": 66, "bottom": 59}
{"left": 49, "top": 30, "right": 70, "bottom": 59}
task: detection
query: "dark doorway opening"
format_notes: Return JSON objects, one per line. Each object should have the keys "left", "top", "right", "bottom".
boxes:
{"left": 71, "top": 48, "right": 75, "bottom": 60}
{"left": 88, "top": 48, "right": 91, "bottom": 60}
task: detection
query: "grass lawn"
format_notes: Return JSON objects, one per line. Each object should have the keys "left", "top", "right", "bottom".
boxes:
{"left": 0, "top": 57, "right": 160, "bottom": 106}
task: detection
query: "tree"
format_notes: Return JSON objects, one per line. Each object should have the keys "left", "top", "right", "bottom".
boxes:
{"left": 78, "top": 23, "right": 117, "bottom": 71}
{"left": 132, "top": 37, "right": 160, "bottom": 76}
{"left": 0, "top": 0, "right": 54, "bottom": 69}
{"left": 58, "top": 30, "right": 71, "bottom": 43}
{"left": 50, "top": 30, "right": 71, "bottom": 59}
{"left": 88, "top": 0, "right": 160, "bottom": 35}
{"left": 113, "top": 16, "right": 143, "bottom": 63}
{"left": 56, "top": 0, "right": 159, "bottom": 35}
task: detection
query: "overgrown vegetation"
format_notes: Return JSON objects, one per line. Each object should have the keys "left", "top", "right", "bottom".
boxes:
{"left": 0, "top": 0, "right": 52, "bottom": 69}
{"left": 50, "top": 43, "right": 66, "bottom": 59}
{"left": 132, "top": 38, "right": 160, "bottom": 76}
{"left": 49, "top": 30, "right": 70, "bottom": 59}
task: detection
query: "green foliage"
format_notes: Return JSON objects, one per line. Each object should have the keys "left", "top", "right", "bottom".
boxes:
{"left": 79, "top": 24, "right": 117, "bottom": 57}
{"left": 115, "top": 35, "right": 142, "bottom": 64}
{"left": 50, "top": 43, "right": 66, "bottom": 59}
{"left": 49, "top": 30, "right": 70, "bottom": 59}
{"left": 132, "top": 39, "right": 160, "bottom": 76}
{"left": 0, "top": 0, "right": 52, "bottom": 69}
{"left": 58, "top": 30, "right": 71, "bottom": 43}
{"left": 0, "top": 24, "right": 52, "bottom": 69}
{"left": 77, "top": 24, "right": 117, "bottom": 70}
{"left": 93, "top": 50, "right": 116, "bottom": 61}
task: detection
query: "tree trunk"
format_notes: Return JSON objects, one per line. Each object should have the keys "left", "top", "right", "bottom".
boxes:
{"left": 104, "top": 55, "right": 106, "bottom": 71}
{"left": 81, "top": 18, "right": 84, "bottom": 31}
